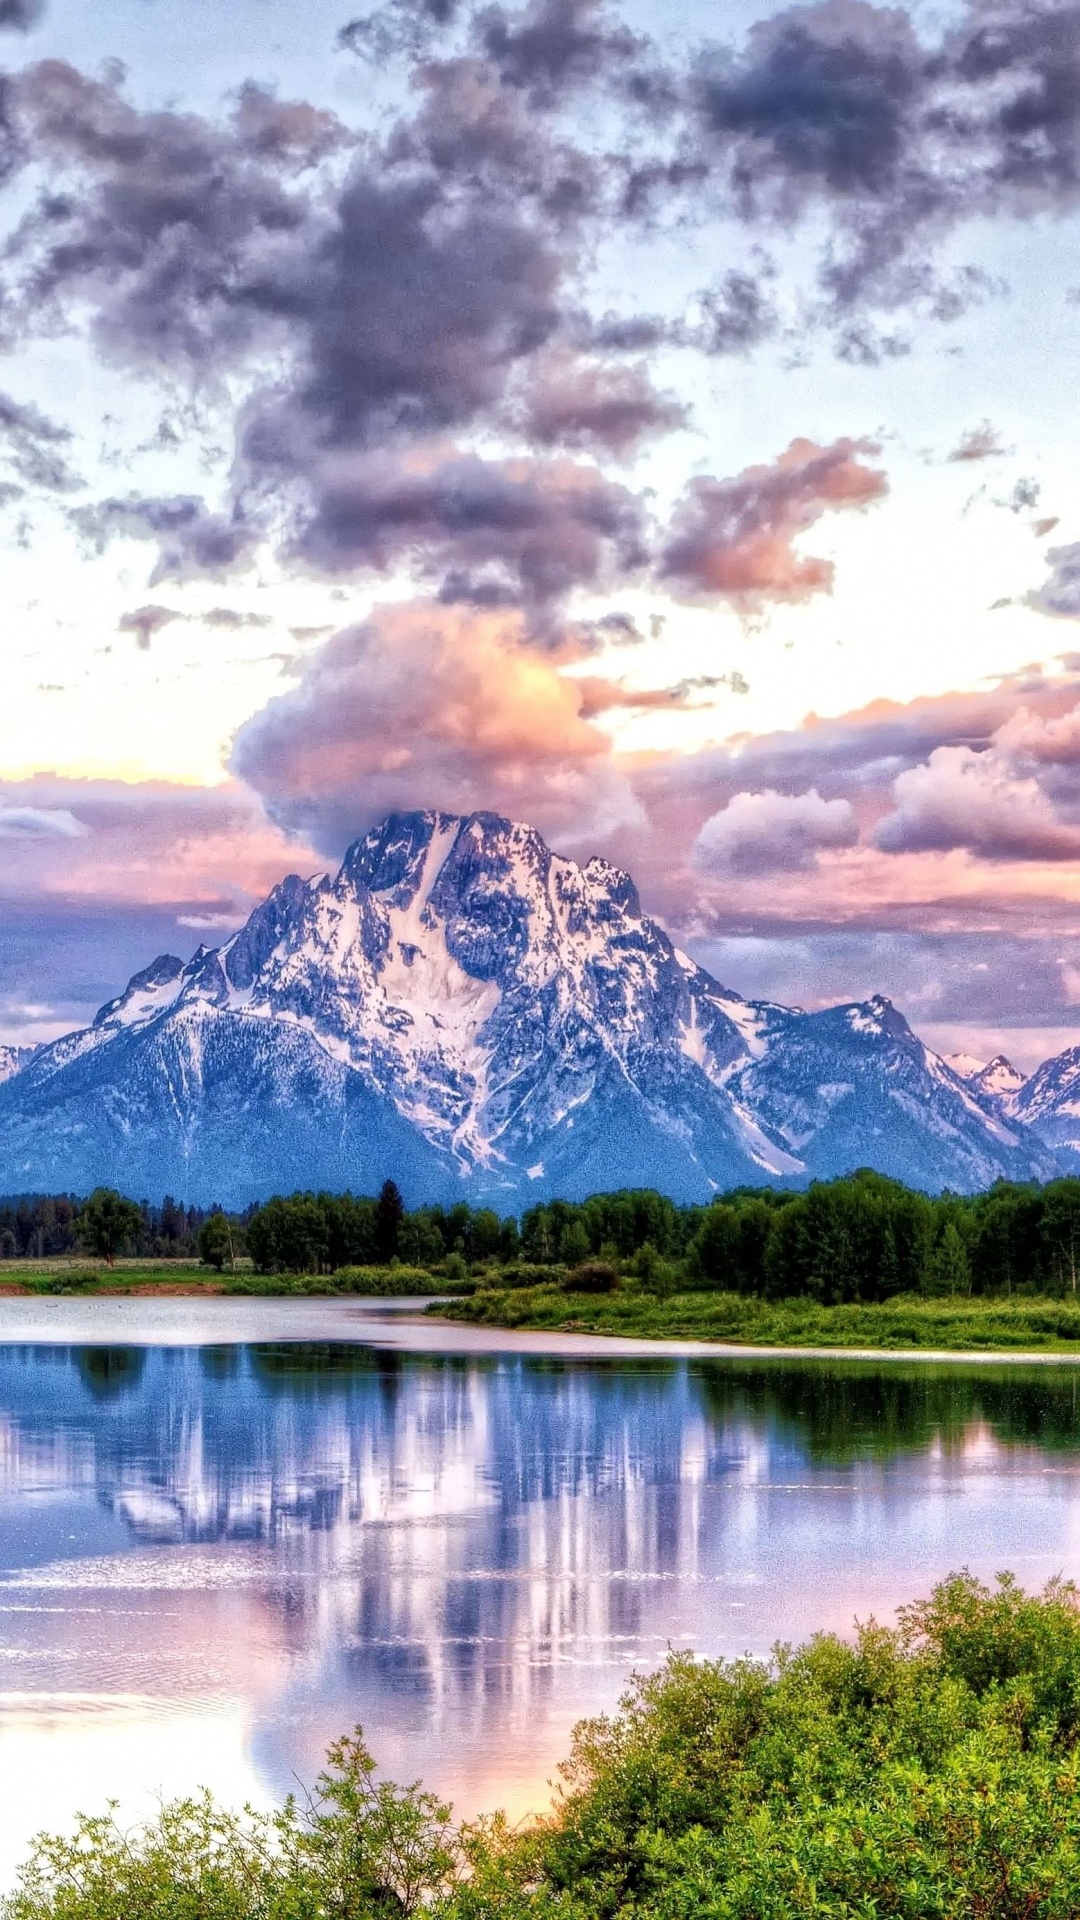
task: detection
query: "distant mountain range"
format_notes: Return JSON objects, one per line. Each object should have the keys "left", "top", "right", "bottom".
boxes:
{"left": 0, "top": 809, "right": 1076, "bottom": 1204}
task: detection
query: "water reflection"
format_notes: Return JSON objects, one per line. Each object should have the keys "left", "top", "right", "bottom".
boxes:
{"left": 2, "top": 1342, "right": 1080, "bottom": 1880}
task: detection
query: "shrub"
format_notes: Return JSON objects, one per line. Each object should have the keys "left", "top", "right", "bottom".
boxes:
{"left": 563, "top": 1259, "right": 620, "bottom": 1294}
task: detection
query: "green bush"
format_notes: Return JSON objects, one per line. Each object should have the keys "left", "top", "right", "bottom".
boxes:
{"left": 11, "top": 1576, "right": 1080, "bottom": 1919}
{"left": 562, "top": 1259, "right": 620, "bottom": 1294}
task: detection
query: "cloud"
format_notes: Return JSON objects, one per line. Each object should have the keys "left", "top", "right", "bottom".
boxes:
{"left": 230, "top": 599, "right": 642, "bottom": 851}
{"left": 338, "top": 0, "right": 459, "bottom": 62}
{"left": 948, "top": 422, "right": 1007, "bottom": 463}
{"left": 118, "top": 604, "right": 183, "bottom": 650}
{"left": 515, "top": 350, "right": 685, "bottom": 453}
{"left": 0, "top": 390, "right": 79, "bottom": 491}
{"left": 694, "top": 787, "right": 858, "bottom": 875}
{"left": 658, "top": 436, "right": 887, "bottom": 608}
{"left": 0, "top": 805, "right": 87, "bottom": 839}
{"left": 681, "top": 0, "right": 1080, "bottom": 317}
{"left": 1029, "top": 540, "right": 1080, "bottom": 617}
{"left": 0, "top": 0, "right": 43, "bottom": 29}
{"left": 202, "top": 606, "right": 272, "bottom": 629}
{"left": 0, "top": 774, "right": 317, "bottom": 1045}
{"left": 874, "top": 742, "right": 1080, "bottom": 861}
{"left": 475, "top": 0, "right": 647, "bottom": 107}
{"left": 288, "top": 445, "right": 647, "bottom": 611}
{"left": 695, "top": 269, "right": 778, "bottom": 354}
{"left": 72, "top": 495, "right": 260, "bottom": 583}
{"left": 6, "top": 62, "right": 347, "bottom": 370}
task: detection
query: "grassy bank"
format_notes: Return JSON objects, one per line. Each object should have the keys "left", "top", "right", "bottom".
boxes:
{"left": 0, "top": 1258, "right": 451, "bottom": 1297}
{"left": 8, "top": 1572, "right": 1080, "bottom": 1918}
{"left": 439, "top": 1281, "right": 1080, "bottom": 1350}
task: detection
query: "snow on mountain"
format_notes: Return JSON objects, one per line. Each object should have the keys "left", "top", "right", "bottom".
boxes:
{"left": 1013, "top": 1048, "right": 1080, "bottom": 1168}
{"left": 945, "top": 1052, "right": 987, "bottom": 1080}
{"left": 0, "top": 810, "right": 1061, "bottom": 1203}
{"left": 0, "top": 1045, "right": 35, "bottom": 1087}
{"left": 946, "top": 1051, "right": 1027, "bottom": 1116}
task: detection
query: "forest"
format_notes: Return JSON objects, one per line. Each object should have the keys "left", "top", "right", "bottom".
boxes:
{"left": 225, "top": 1172, "right": 1080, "bottom": 1300}
{"left": 8, "top": 1170, "right": 1080, "bottom": 1301}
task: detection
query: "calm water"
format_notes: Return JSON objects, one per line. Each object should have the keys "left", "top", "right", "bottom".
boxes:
{"left": 3, "top": 1304, "right": 1080, "bottom": 1882}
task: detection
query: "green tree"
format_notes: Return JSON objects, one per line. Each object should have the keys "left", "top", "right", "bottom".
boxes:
{"left": 196, "top": 1213, "right": 241, "bottom": 1273}
{"left": 374, "top": 1180, "right": 405, "bottom": 1263}
{"left": 924, "top": 1219, "right": 971, "bottom": 1295}
{"left": 78, "top": 1188, "right": 143, "bottom": 1267}
{"left": 246, "top": 1196, "right": 329, "bottom": 1274}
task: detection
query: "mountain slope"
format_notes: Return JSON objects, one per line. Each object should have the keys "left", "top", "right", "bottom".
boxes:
{"left": 1013, "top": 1049, "right": 1080, "bottom": 1169}
{"left": 0, "top": 810, "right": 1057, "bottom": 1203}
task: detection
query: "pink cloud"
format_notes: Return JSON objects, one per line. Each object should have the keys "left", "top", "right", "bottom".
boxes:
{"left": 658, "top": 436, "right": 887, "bottom": 609}
{"left": 231, "top": 599, "right": 643, "bottom": 850}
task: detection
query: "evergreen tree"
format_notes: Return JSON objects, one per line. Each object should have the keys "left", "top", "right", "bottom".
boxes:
{"left": 374, "top": 1179, "right": 405, "bottom": 1262}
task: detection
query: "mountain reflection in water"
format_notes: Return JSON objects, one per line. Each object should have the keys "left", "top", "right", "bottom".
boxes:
{"left": 2, "top": 1342, "right": 1080, "bottom": 1880}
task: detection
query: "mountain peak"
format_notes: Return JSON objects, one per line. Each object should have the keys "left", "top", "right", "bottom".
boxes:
{"left": 0, "top": 808, "right": 1062, "bottom": 1202}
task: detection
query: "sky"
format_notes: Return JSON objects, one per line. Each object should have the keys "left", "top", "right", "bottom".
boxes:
{"left": 5, "top": 0, "right": 1080, "bottom": 1068}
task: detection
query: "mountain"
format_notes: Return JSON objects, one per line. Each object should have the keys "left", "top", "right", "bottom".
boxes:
{"left": 0, "top": 1045, "right": 34, "bottom": 1086}
{"left": 1012, "top": 1050, "right": 1080, "bottom": 1169}
{"left": 0, "top": 810, "right": 1060, "bottom": 1203}
{"left": 946, "top": 1053, "right": 1026, "bottom": 1114}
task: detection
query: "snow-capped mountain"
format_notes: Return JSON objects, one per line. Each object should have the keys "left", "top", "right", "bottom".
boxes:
{"left": 1012, "top": 1049, "right": 1080, "bottom": 1169}
{"left": 946, "top": 1053, "right": 1027, "bottom": 1115}
{"left": 0, "top": 810, "right": 1060, "bottom": 1203}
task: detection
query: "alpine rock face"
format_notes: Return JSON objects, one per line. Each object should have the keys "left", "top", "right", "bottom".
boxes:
{"left": 0, "top": 810, "right": 1062, "bottom": 1202}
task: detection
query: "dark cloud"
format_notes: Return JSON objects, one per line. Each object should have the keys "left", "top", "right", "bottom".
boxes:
{"left": 0, "top": 0, "right": 43, "bottom": 29}
{"left": 289, "top": 446, "right": 648, "bottom": 611}
{"left": 202, "top": 606, "right": 272, "bottom": 629}
{"left": 0, "top": 390, "right": 78, "bottom": 491}
{"left": 683, "top": 0, "right": 1080, "bottom": 315}
{"left": 72, "top": 495, "right": 259, "bottom": 583}
{"left": 6, "top": 62, "right": 347, "bottom": 371}
{"left": 475, "top": 0, "right": 646, "bottom": 107}
{"left": 695, "top": 269, "right": 778, "bottom": 354}
{"left": 514, "top": 351, "right": 684, "bottom": 453}
{"left": 337, "top": 0, "right": 459, "bottom": 61}
{"left": 118, "top": 603, "right": 183, "bottom": 650}
{"left": 658, "top": 436, "right": 887, "bottom": 609}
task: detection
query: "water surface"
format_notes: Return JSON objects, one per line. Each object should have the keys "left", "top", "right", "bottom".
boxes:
{"left": 2, "top": 1303, "right": 1080, "bottom": 1883}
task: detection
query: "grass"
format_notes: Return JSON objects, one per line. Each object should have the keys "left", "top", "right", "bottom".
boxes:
{"left": 11, "top": 1262, "right": 1080, "bottom": 1352}
{"left": 0, "top": 1258, "right": 451, "bottom": 1297}
{"left": 437, "top": 1282, "right": 1080, "bottom": 1351}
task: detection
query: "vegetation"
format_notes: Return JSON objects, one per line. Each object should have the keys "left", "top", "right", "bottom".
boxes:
{"left": 11, "top": 1572, "right": 1080, "bottom": 1918}
{"left": 444, "top": 1283, "right": 1080, "bottom": 1349}
{"left": 12, "top": 1173, "right": 1080, "bottom": 1340}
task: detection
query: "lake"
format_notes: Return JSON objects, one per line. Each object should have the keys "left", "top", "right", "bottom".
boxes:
{"left": 3, "top": 1300, "right": 1080, "bottom": 1884}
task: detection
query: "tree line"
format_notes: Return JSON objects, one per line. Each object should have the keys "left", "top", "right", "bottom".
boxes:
{"left": 221, "top": 1169, "right": 1080, "bottom": 1298}
{"left": 9, "top": 1168, "right": 1080, "bottom": 1297}
{"left": 0, "top": 1191, "right": 219, "bottom": 1262}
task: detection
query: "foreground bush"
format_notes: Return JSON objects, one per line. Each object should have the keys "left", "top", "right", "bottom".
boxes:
{"left": 11, "top": 1575, "right": 1080, "bottom": 1917}
{"left": 4, "top": 1731, "right": 456, "bottom": 1920}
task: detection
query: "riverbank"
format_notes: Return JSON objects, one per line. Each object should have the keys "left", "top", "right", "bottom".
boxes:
{"left": 0, "top": 1259, "right": 451, "bottom": 1296}
{"left": 12, "top": 1262, "right": 1080, "bottom": 1356}
{"left": 438, "top": 1282, "right": 1080, "bottom": 1352}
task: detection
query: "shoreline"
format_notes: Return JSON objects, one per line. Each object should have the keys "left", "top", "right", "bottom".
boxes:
{"left": 2, "top": 1290, "right": 1080, "bottom": 1363}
